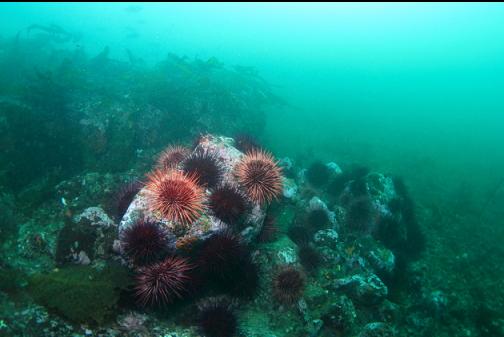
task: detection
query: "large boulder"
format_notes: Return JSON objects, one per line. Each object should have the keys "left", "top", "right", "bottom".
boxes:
{"left": 118, "top": 135, "right": 269, "bottom": 255}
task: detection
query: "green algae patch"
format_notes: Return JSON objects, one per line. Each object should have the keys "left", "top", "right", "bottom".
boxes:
{"left": 28, "top": 263, "right": 132, "bottom": 324}
{"left": 275, "top": 205, "right": 296, "bottom": 231}
{"left": 0, "top": 266, "right": 25, "bottom": 294}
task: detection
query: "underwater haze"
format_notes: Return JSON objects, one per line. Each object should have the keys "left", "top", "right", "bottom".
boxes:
{"left": 3, "top": 3, "right": 504, "bottom": 194}
{"left": 1, "top": 3, "right": 504, "bottom": 337}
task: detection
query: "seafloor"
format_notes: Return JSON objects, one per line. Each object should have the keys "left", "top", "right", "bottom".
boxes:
{"left": 1, "top": 32, "right": 504, "bottom": 337}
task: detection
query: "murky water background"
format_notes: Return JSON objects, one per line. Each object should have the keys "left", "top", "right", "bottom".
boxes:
{"left": 1, "top": 3, "right": 504, "bottom": 337}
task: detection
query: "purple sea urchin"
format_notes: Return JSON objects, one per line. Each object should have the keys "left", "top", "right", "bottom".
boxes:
{"left": 298, "top": 245, "right": 322, "bottom": 272}
{"left": 273, "top": 266, "right": 305, "bottom": 305}
{"left": 120, "top": 218, "right": 168, "bottom": 265}
{"left": 197, "top": 231, "right": 248, "bottom": 278}
{"left": 197, "top": 231, "right": 258, "bottom": 297}
{"left": 306, "top": 161, "right": 330, "bottom": 188}
{"left": 209, "top": 184, "right": 248, "bottom": 226}
{"left": 197, "top": 297, "right": 237, "bottom": 337}
{"left": 115, "top": 180, "right": 143, "bottom": 220}
{"left": 234, "top": 133, "right": 260, "bottom": 153}
{"left": 256, "top": 214, "right": 278, "bottom": 243}
{"left": 183, "top": 148, "right": 224, "bottom": 189}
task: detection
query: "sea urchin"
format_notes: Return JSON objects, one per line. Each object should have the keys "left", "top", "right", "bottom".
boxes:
{"left": 197, "top": 231, "right": 249, "bottom": 279}
{"left": 183, "top": 148, "right": 224, "bottom": 189}
{"left": 273, "top": 266, "right": 306, "bottom": 305}
{"left": 287, "top": 225, "right": 311, "bottom": 246}
{"left": 209, "top": 184, "right": 248, "bottom": 226}
{"left": 156, "top": 145, "right": 190, "bottom": 170}
{"left": 115, "top": 180, "right": 143, "bottom": 221}
{"left": 197, "top": 297, "right": 238, "bottom": 337}
{"left": 196, "top": 231, "right": 258, "bottom": 297}
{"left": 135, "top": 256, "right": 192, "bottom": 307}
{"left": 120, "top": 218, "right": 168, "bottom": 266}
{"left": 256, "top": 213, "right": 278, "bottom": 243}
{"left": 306, "top": 161, "right": 331, "bottom": 188}
{"left": 145, "top": 169, "right": 205, "bottom": 225}
{"left": 307, "top": 209, "right": 330, "bottom": 231}
{"left": 234, "top": 149, "right": 283, "bottom": 204}
{"left": 298, "top": 245, "right": 322, "bottom": 272}
{"left": 234, "top": 133, "right": 260, "bottom": 153}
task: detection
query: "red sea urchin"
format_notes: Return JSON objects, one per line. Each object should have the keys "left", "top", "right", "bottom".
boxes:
{"left": 135, "top": 256, "right": 192, "bottom": 307}
{"left": 209, "top": 184, "right": 249, "bottom": 226}
{"left": 156, "top": 145, "right": 190, "bottom": 170}
{"left": 234, "top": 149, "right": 283, "bottom": 204}
{"left": 145, "top": 170, "right": 205, "bottom": 225}
{"left": 120, "top": 218, "right": 168, "bottom": 266}
{"left": 273, "top": 266, "right": 306, "bottom": 305}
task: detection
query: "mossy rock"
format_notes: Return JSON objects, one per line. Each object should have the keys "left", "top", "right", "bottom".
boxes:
{"left": 275, "top": 204, "right": 297, "bottom": 231}
{"left": 0, "top": 266, "right": 25, "bottom": 294}
{"left": 28, "top": 263, "right": 132, "bottom": 324}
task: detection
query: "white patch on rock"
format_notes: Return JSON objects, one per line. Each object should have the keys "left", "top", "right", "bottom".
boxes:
{"left": 307, "top": 196, "right": 337, "bottom": 226}
{"left": 277, "top": 247, "right": 297, "bottom": 264}
{"left": 314, "top": 229, "right": 339, "bottom": 248}
{"left": 74, "top": 206, "right": 114, "bottom": 227}
{"left": 76, "top": 250, "right": 91, "bottom": 265}
{"left": 282, "top": 177, "right": 298, "bottom": 199}
{"left": 326, "top": 162, "right": 342, "bottom": 175}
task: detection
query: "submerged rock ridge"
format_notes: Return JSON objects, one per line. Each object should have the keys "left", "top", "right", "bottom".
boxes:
{"left": 4, "top": 133, "right": 487, "bottom": 337}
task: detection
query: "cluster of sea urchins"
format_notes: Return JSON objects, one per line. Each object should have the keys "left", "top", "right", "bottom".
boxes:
{"left": 120, "top": 216, "right": 194, "bottom": 307}
{"left": 120, "top": 139, "right": 284, "bottom": 309}
{"left": 146, "top": 143, "right": 283, "bottom": 225}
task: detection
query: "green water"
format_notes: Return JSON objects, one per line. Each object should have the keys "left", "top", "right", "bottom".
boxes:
{"left": 3, "top": 3, "right": 504, "bottom": 185}
{"left": 1, "top": 3, "right": 504, "bottom": 337}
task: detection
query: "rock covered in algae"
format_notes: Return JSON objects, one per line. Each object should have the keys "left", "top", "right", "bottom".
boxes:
{"left": 340, "top": 172, "right": 398, "bottom": 233}
{"left": 118, "top": 134, "right": 268, "bottom": 254}
{"left": 332, "top": 273, "right": 388, "bottom": 305}
{"left": 74, "top": 206, "right": 115, "bottom": 228}
{"left": 307, "top": 196, "right": 337, "bottom": 227}
{"left": 319, "top": 295, "right": 357, "bottom": 334}
{"left": 28, "top": 263, "right": 132, "bottom": 324}
{"left": 56, "top": 206, "right": 118, "bottom": 266}
{"left": 358, "top": 322, "right": 395, "bottom": 337}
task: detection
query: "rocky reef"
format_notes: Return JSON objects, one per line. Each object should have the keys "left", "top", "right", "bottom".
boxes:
{"left": 2, "top": 131, "right": 484, "bottom": 337}
{"left": 0, "top": 33, "right": 283, "bottom": 198}
{"left": 1, "top": 31, "right": 503, "bottom": 337}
